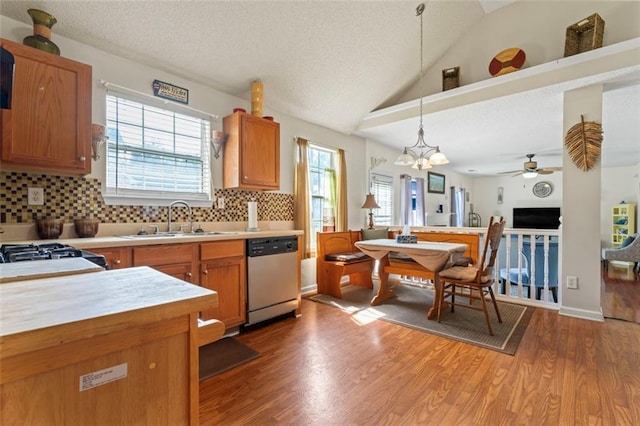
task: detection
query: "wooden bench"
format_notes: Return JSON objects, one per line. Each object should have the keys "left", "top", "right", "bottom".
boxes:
{"left": 316, "top": 230, "right": 480, "bottom": 298}
{"left": 316, "top": 231, "right": 374, "bottom": 298}
{"left": 385, "top": 231, "right": 480, "bottom": 281}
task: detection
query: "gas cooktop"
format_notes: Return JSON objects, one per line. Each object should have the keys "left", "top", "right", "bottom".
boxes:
{"left": 0, "top": 243, "right": 107, "bottom": 268}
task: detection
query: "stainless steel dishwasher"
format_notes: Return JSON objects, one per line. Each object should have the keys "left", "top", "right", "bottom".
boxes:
{"left": 246, "top": 236, "right": 299, "bottom": 326}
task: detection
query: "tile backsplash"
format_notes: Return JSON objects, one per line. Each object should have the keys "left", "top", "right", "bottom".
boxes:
{"left": 0, "top": 172, "right": 293, "bottom": 224}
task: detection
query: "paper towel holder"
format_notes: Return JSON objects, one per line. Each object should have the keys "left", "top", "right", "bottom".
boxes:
{"left": 246, "top": 199, "right": 261, "bottom": 232}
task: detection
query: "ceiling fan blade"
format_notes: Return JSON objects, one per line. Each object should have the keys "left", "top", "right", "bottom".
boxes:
{"left": 510, "top": 171, "right": 524, "bottom": 177}
{"left": 537, "top": 169, "right": 554, "bottom": 175}
{"left": 543, "top": 167, "right": 562, "bottom": 171}
{"left": 498, "top": 170, "right": 521, "bottom": 175}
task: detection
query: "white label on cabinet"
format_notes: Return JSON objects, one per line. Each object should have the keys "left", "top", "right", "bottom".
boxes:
{"left": 79, "top": 363, "right": 128, "bottom": 392}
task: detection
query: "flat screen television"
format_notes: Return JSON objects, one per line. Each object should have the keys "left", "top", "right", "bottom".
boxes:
{"left": 513, "top": 207, "right": 561, "bottom": 229}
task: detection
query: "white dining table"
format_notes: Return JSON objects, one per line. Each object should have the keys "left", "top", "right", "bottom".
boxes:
{"left": 355, "top": 239, "right": 467, "bottom": 319}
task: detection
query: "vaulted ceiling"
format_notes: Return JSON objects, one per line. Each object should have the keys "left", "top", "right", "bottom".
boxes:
{"left": 1, "top": 0, "right": 638, "bottom": 175}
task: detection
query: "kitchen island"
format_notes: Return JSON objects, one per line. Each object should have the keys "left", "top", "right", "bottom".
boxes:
{"left": 0, "top": 266, "right": 217, "bottom": 425}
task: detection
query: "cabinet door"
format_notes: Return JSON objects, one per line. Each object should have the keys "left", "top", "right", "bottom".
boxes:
{"left": 0, "top": 38, "right": 92, "bottom": 175}
{"left": 154, "top": 263, "right": 195, "bottom": 283}
{"left": 89, "top": 247, "right": 132, "bottom": 270}
{"left": 133, "top": 243, "right": 198, "bottom": 283}
{"left": 223, "top": 112, "right": 280, "bottom": 190}
{"left": 200, "top": 257, "right": 246, "bottom": 327}
{"left": 241, "top": 114, "right": 279, "bottom": 189}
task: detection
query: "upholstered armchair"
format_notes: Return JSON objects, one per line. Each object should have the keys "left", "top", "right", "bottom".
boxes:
{"left": 602, "top": 233, "right": 640, "bottom": 272}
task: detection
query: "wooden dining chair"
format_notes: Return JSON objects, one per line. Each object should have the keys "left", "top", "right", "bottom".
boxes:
{"left": 437, "top": 216, "right": 506, "bottom": 335}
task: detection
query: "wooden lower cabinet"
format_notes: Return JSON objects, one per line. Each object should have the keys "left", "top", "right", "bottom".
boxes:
{"left": 89, "top": 240, "right": 249, "bottom": 327}
{"left": 90, "top": 246, "right": 132, "bottom": 270}
{"left": 132, "top": 244, "right": 198, "bottom": 284}
{"left": 199, "top": 240, "right": 246, "bottom": 327}
{"left": 200, "top": 257, "right": 246, "bottom": 327}
{"left": 154, "top": 263, "right": 195, "bottom": 283}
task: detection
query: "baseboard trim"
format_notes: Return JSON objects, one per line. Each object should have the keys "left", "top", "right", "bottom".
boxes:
{"left": 559, "top": 306, "right": 604, "bottom": 322}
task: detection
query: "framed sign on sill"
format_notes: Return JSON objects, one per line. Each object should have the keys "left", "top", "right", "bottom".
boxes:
{"left": 427, "top": 172, "right": 445, "bottom": 194}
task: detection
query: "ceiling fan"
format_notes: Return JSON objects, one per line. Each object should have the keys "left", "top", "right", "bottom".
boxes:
{"left": 499, "top": 154, "right": 562, "bottom": 178}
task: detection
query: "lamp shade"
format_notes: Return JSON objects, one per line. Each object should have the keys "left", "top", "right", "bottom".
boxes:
{"left": 394, "top": 149, "right": 414, "bottom": 166}
{"left": 522, "top": 171, "right": 538, "bottom": 179}
{"left": 428, "top": 149, "right": 449, "bottom": 165}
{"left": 361, "top": 193, "right": 380, "bottom": 209}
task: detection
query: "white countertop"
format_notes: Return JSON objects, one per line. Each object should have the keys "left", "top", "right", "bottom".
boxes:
{"left": 3, "top": 229, "right": 303, "bottom": 249}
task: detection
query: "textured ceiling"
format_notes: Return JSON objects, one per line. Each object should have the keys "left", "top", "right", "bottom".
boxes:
{"left": 1, "top": 0, "right": 638, "bottom": 175}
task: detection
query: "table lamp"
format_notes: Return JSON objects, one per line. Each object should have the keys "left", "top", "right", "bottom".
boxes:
{"left": 361, "top": 193, "right": 381, "bottom": 230}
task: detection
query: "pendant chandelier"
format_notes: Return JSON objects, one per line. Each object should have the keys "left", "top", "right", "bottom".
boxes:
{"left": 394, "top": 3, "right": 449, "bottom": 170}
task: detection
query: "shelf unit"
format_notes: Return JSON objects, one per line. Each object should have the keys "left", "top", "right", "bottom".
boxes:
{"left": 611, "top": 203, "right": 636, "bottom": 247}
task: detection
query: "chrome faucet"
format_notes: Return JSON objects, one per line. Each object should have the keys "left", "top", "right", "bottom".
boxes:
{"left": 167, "top": 200, "right": 193, "bottom": 233}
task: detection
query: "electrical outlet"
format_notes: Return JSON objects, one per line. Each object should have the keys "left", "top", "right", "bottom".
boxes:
{"left": 567, "top": 276, "right": 578, "bottom": 289}
{"left": 217, "top": 197, "right": 225, "bottom": 209}
{"left": 28, "top": 187, "right": 44, "bottom": 206}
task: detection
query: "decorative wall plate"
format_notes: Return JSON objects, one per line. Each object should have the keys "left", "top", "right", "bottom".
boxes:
{"left": 533, "top": 181, "right": 553, "bottom": 198}
{"left": 488, "top": 47, "right": 526, "bottom": 77}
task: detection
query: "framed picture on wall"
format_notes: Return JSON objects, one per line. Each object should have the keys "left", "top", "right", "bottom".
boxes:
{"left": 427, "top": 172, "right": 446, "bottom": 194}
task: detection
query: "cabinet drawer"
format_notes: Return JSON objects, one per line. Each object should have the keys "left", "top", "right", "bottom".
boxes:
{"left": 133, "top": 244, "right": 196, "bottom": 266}
{"left": 200, "top": 240, "right": 245, "bottom": 261}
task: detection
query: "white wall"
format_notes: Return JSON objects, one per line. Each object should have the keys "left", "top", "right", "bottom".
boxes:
{"left": 392, "top": 1, "right": 640, "bottom": 105}
{"left": 471, "top": 173, "right": 564, "bottom": 227}
{"left": 1, "top": 16, "right": 367, "bottom": 205}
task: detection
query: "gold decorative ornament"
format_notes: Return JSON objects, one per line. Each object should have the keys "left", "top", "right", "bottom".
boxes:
{"left": 564, "top": 115, "right": 603, "bottom": 172}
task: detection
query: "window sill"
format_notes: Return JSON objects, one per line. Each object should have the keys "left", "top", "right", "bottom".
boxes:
{"left": 102, "top": 195, "right": 213, "bottom": 208}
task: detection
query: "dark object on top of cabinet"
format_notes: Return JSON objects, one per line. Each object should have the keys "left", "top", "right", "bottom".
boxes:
{"left": 223, "top": 111, "right": 280, "bottom": 191}
{"left": 0, "top": 38, "right": 92, "bottom": 175}
{"left": 0, "top": 46, "right": 14, "bottom": 109}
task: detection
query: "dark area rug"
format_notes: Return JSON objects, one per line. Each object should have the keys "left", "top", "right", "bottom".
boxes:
{"left": 310, "top": 283, "right": 534, "bottom": 355}
{"left": 199, "top": 337, "right": 260, "bottom": 381}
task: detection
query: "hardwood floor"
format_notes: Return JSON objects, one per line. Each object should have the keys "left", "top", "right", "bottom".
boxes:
{"left": 602, "top": 261, "right": 640, "bottom": 323}
{"left": 200, "top": 296, "right": 640, "bottom": 425}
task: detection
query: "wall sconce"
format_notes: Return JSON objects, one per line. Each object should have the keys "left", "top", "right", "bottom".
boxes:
{"left": 370, "top": 156, "right": 387, "bottom": 169}
{"left": 91, "top": 124, "right": 108, "bottom": 160}
{"left": 211, "top": 130, "right": 228, "bottom": 159}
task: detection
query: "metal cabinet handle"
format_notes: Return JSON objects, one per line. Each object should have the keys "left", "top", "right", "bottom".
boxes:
{"left": 186, "top": 272, "right": 192, "bottom": 278}
{"left": 113, "top": 259, "right": 121, "bottom": 265}
{"left": 79, "top": 156, "right": 86, "bottom": 161}
{"left": 202, "top": 270, "right": 208, "bottom": 275}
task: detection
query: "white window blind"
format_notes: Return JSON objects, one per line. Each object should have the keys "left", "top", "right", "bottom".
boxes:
{"left": 105, "top": 92, "right": 211, "bottom": 203}
{"left": 371, "top": 173, "right": 393, "bottom": 226}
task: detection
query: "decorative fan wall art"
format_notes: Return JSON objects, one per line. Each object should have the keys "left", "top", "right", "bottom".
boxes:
{"left": 564, "top": 115, "right": 603, "bottom": 171}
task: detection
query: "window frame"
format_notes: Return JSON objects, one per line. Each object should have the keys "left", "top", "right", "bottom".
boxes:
{"left": 370, "top": 173, "right": 394, "bottom": 226}
{"left": 102, "top": 90, "right": 213, "bottom": 207}
{"left": 308, "top": 144, "right": 338, "bottom": 251}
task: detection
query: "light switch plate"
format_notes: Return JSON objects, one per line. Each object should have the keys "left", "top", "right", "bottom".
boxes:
{"left": 567, "top": 276, "right": 578, "bottom": 289}
{"left": 217, "top": 197, "right": 225, "bottom": 209}
{"left": 28, "top": 187, "right": 44, "bottom": 206}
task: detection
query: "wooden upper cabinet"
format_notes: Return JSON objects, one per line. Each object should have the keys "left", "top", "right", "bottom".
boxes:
{"left": 223, "top": 112, "right": 280, "bottom": 190}
{"left": 0, "top": 38, "right": 92, "bottom": 175}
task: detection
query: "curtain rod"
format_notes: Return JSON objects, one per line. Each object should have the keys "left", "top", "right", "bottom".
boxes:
{"left": 100, "top": 80, "right": 219, "bottom": 120}
{"left": 294, "top": 136, "right": 345, "bottom": 153}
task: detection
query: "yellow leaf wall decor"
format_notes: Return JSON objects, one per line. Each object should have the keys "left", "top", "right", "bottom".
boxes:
{"left": 564, "top": 115, "right": 603, "bottom": 171}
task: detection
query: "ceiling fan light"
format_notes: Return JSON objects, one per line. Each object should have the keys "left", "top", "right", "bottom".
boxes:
{"left": 428, "top": 149, "right": 449, "bottom": 165}
{"left": 522, "top": 171, "right": 538, "bottom": 179}
{"left": 394, "top": 149, "right": 415, "bottom": 166}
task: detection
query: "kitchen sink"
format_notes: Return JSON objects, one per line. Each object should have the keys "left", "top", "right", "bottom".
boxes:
{"left": 116, "top": 231, "right": 239, "bottom": 239}
{"left": 116, "top": 233, "right": 178, "bottom": 239}
{"left": 190, "top": 231, "right": 239, "bottom": 236}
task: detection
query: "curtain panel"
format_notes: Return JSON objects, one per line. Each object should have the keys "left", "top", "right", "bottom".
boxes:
{"left": 294, "top": 138, "right": 312, "bottom": 258}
